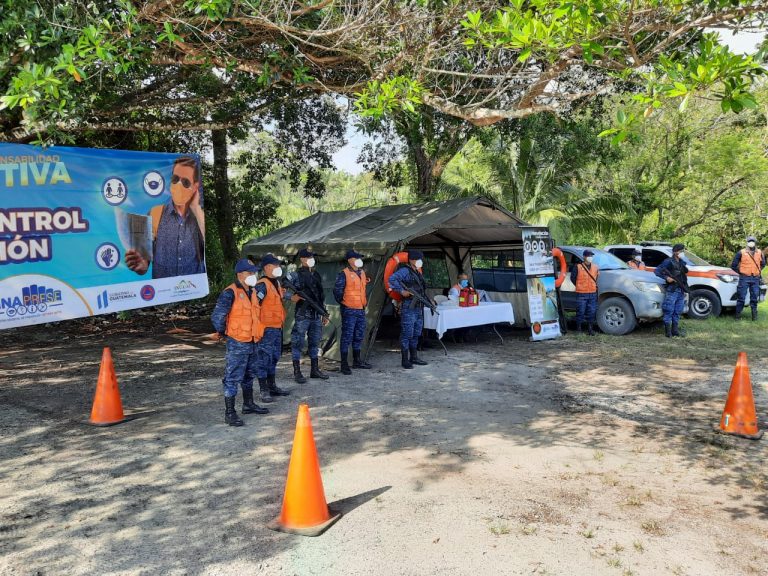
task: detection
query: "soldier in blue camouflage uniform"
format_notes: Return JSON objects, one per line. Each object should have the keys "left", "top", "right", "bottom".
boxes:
{"left": 287, "top": 248, "right": 330, "bottom": 383}
{"left": 387, "top": 249, "right": 430, "bottom": 369}
{"left": 211, "top": 258, "right": 269, "bottom": 426}
{"left": 254, "top": 254, "right": 292, "bottom": 403}
{"left": 333, "top": 249, "right": 372, "bottom": 375}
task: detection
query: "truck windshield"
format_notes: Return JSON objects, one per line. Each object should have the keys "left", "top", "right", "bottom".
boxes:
{"left": 682, "top": 250, "right": 709, "bottom": 266}
{"left": 588, "top": 249, "right": 628, "bottom": 271}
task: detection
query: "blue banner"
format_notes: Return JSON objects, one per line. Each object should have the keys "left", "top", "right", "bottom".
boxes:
{"left": 0, "top": 144, "right": 209, "bottom": 329}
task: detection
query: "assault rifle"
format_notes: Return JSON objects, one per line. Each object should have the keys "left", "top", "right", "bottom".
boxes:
{"left": 282, "top": 277, "right": 338, "bottom": 354}
{"left": 662, "top": 261, "right": 690, "bottom": 294}
{"left": 401, "top": 280, "right": 439, "bottom": 316}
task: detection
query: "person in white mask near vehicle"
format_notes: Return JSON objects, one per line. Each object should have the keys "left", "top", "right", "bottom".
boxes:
{"left": 333, "top": 249, "right": 373, "bottom": 375}
{"left": 210, "top": 258, "right": 270, "bottom": 427}
{"left": 627, "top": 248, "right": 646, "bottom": 270}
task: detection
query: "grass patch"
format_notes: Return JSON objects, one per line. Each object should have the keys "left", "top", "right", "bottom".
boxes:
{"left": 488, "top": 522, "right": 511, "bottom": 536}
{"left": 597, "top": 300, "right": 768, "bottom": 363}
{"left": 581, "top": 527, "right": 596, "bottom": 538}
{"left": 633, "top": 540, "right": 644, "bottom": 553}
{"left": 607, "top": 557, "right": 622, "bottom": 568}
{"left": 641, "top": 519, "right": 666, "bottom": 536}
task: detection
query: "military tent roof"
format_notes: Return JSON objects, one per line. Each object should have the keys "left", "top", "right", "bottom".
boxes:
{"left": 242, "top": 196, "right": 528, "bottom": 259}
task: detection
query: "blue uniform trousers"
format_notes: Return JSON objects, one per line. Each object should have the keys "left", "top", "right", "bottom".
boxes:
{"left": 222, "top": 338, "right": 258, "bottom": 398}
{"left": 575, "top": 293, "right": 597, "bottom": 324}
{"left": 256, "top": 327, "right": 282, "bottom": 379}
{"left": 400, "top": 302, "right": 424, "bottom": 349}
{"left": 735, "top": 276, "right": 761, "bottom": 314}
{"left": 340, "top": 307, "right": 366, "bottom": 355}
{"left": 662, "top": 288, "right": 686, "bottom": 324}
{"left": 291, "top": 313, "right": 323, "bottom": 360}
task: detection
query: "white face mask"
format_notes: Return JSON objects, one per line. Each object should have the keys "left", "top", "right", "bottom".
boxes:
{"left": 415, "top": 259, "right": 423, "bottom": 268}
{"left": 306, "top": 258, "right": 316, "bottom": 268}
{"left": 271, "top": 267, "right": 283, "bottom": 278}
{"left": 747, "top": 241, "right": 756, "bottom": 249}
{"left": 353, "top": 258, "right": 363, "bottom": 268}
{"left": 244, "top": 274, "right": 258, "bottom": 287}
{"left": 634, "top": 255, "right": 641, "bottom": 261}
{"left": 585, "top": 257, "right": 593, "bottom": 263}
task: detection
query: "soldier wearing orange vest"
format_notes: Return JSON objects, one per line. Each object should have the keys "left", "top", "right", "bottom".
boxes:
{"left": 333, "top": 249, "right": 373, "bottom": 375}
{"left": 627, "top": 248, "right": 646, "bottom": 270}
{"left": 569, "top": 249, "right": 600, "bottom": 335}
{"left": 254, "top": 254, "right": 292, "bottom": 403}
{"left": 731, "top": 235, "right": 765, "bottom": 321}
{"left": 211, "top": 258, "right": 270, "bottom": 426}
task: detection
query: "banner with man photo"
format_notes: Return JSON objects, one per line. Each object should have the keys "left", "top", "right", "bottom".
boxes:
{"left": 522, "top": 226, "right": 561, "bottom": 341}
{"left": 0, "top": 143, "right": 209, "bottom": 330}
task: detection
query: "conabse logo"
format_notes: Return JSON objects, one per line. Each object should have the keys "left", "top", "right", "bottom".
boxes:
{"left": 0, "top": 284, "right": 63, "bottom": 317}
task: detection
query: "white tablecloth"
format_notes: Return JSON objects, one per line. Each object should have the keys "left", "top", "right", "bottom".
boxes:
{"left": 423, "top": 302, "right": 515, "bottom": 339}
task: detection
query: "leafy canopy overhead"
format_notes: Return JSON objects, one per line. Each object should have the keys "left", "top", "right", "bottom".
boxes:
{"left": 1, "top": 0, "right": 766, "bottom": 140}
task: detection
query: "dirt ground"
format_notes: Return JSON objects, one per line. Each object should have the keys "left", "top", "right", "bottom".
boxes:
{"left": 1, "top": 311, "right": 767, "bottom": 576}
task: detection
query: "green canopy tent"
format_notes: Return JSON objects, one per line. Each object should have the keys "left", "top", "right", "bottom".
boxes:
{"left": 242, "top": 196, "right": 532, "bottom": 360}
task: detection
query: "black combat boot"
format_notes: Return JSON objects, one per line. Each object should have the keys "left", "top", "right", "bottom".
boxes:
{"left": 340, "top": 351, "right": 352, "bottom": 375}
{"left": 352, "top": 350, "right": 372, "bottom": 369}
{"left": 671, "top": 322, "right": 685, "bottom": 338}
{"left": 664, "top": 323, "right": 672, "bottom": 338}
{"left": 310, "top": 358, "right": 329, "bottom": 379}
{"left": 292, "top": 360, "right": 307, "bottom": 384}
{"left": 268, "top": 374, "right": 290, "bottom": 396}
{"left": 242, "top": 388, "right": 269, "bottom": 415}
{"left": 401, "top": 347, "right": 413, "bottom": 369}
{"left": 587, "top": 323, "right": 596, "bottom": 336}
{"left": 258, "top": 378, "right": 274, "bottom": 403}
{"left": 225, "top": 396, "right": 244, "bottom": 427}
{"left": 752, "top": 308, "right": 758, "bottom": 321}
{"left": 410, "top": 347, "right": 428, "bottom": 366}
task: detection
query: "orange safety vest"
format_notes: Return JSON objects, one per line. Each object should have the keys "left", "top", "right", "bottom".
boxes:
{"left": 225, "top": 284, "right": 264, "bottom": 342}
{"left": 341, "top": 268, "right": 368, "bottom": 309}
{"left": 627, "top": 260, "right": 646, "bottom": 271}
{"left": 575, "top": 263, "right": 600, "bottom": 293}
{"left": 739, "top": 248, "right": 764, "bottom": 276}
{"left": 256, "top": 278, "right": 286, "bottom": 328}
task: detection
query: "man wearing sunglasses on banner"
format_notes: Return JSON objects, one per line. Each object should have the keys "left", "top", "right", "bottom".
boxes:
{"left": 125, "top": 156, "right": 206, "bottom": 279}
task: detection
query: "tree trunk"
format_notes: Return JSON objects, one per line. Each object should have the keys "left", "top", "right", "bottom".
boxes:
{"left": 211, "top": 129, "right": 238, "bottom": 262}
{"left": 413, "top": 145, "right": 434, "bottom": 200}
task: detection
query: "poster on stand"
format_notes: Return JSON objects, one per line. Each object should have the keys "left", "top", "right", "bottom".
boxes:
{"left": 522, "top": 226, "right": 561, "bottom": 341}
{"left": 0, "top": 144, "right": 209, "bottom": 330}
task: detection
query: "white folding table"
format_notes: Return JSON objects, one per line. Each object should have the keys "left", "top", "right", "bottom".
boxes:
{"left": 423, "top": 301, "right": 515, "bottom": 354}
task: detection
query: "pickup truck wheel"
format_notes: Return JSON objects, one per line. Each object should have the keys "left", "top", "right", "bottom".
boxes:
{"left": 597, "top": 297, "right": 638, "bottom": 335}
{"left": 686, "top": 289, "right": 721, "bottom": 320}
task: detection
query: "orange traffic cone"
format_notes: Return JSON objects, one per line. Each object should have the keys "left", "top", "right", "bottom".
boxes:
{"left": 89, "top": 347, "right": 126, "bottom": 426}
{"left": 268, "top": 404, "right": 341, "bottom": 536}
{"left": 715, "top": 352, "right": 763, "bottom": 440}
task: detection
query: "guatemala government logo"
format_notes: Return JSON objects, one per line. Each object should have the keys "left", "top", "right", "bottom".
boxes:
{"left": 139, "top": 284, "right": 155, "bottom": 301}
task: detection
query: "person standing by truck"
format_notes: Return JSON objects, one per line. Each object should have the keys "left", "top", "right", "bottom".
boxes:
{"left": 570, "top": 249, "right": 599, "bottom": 335}
{"left": 731, "top": 235, "right": 765, "bottom": 321}
{"left": 655, "top": 243, "right": 689, "bottom": 337}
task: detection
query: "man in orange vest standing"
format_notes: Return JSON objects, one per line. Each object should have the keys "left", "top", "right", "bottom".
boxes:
{"left": 255, "top": 254, "right": 291, "bottom": 403}
{"left": 731, "top": 235, "right": 765, "bottom": 321}
{"left": 570, "top": 249, "right": 600, "bottom": 335}
{"left": 333, "top": 249, "right": 373, "bottom": 375}
{"left": 211, "top": 258, "right": 270, "bottom": 427}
